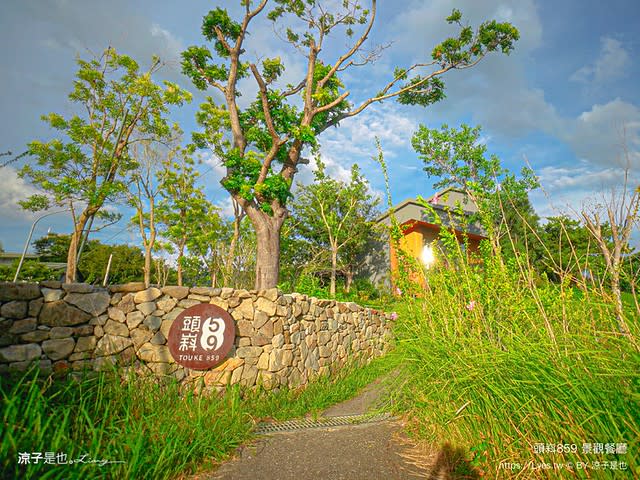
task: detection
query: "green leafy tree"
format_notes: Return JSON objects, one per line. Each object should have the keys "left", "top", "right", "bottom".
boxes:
{"left": 0, "top": 260, "right": 62, "bottom": 282}
{"left": 33, "top": 233, "right": 70, "bottom": 262}
{"left": 31, "top": 233, "right": 145, "bottom": 284}
{"left": 291, "top": 160, "right": 379, "bottom": 297}
{"left": 412, "top": 123, "right": 538, "bottom": 256}
{"left": 78, "top": 242, "right": 145, "bottom": 285}
{"left": 279, "top": 217, "right": 314, "bottom": 291}
{"left": 185, "top": 204, "right": 224, "bottom": 287}
{"left": 537, "top": 216, "right": 603, "bottom": 283}
{"left": 156, "top": 151, "right": 209, "bottom": 286}
{"left": 182, "top": 1, "right": 519, "bottom": 289}
{"left": 492, "top": 180, "right": 541, "bottom": 262}
{"left": 19, "top": 47, "right": 191, "bottom": 283}
{"left": 127, "top": 139, "right": 181, "bottom": 287}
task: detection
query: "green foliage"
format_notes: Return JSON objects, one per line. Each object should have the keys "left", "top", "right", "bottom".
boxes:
{"left": 33, "top": 233, "right": 71, "bottom": 262}
{"left": 20, "top": 47, "right": 191, "bottom": 215}
{"left": 289, "top": 159, "right": 380, "bottom": 296}
{"left": 537, "top": 215, "right": 607, "bottom": 283}
{"left": 388, "top": 252, "right": 639, "bottom": 477}
{"left": 377, "top": 139, "right": 639, "bottom": 477}
{"left": 284, "top": 274, "right": 383, "bottom": 306}
{"left": 1, "top": 355, "right": 392, "bottom": 479}
{"left": 261, "top": 57, "right": 285, "bottom": 84}
{"left": 0, "top": 260, "right": 63, "bottom": 282}
{"left": 183, "top": 204, "right": 224, "bottom": 286}
{"left": 414, "top": 123, "right": 503, "bottom": 197}
{"left": 278, "top": 217, "right": 314, "bottom": 289}
{"left": 397, "top": 76, "right": 446, "bottom": 106}
{"left": 182, "top": 3, "right": 519, "bottom": 288}
{"left": 201, "top": 8, "right": 243, "bottom": 57}
{"left": 413, "top": 123, "right": 539, "bottom": 243}
{"left": 19, "top": 47, "right": 190, "bottom": 281}
{"left": 155, "top": 150, "right": 210, "bottom": 284}
{"left": 30, "top": 233, "right": 144, "bottom": 284}
{"left": 182, "top": 4, "right": 519, "bottom": 214}
{"left": 78, "top": 242, "right": 145, "bottom": 284}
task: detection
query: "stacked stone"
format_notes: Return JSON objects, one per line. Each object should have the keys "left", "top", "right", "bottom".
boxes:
{"left": 0, "top": 282, "right": 393, "bottom": 391}
{"left": 199, "top": 289, "right": 392, "bottom": 391}
{"left": 0, "top": 282, "right": 107, "bottom": 374}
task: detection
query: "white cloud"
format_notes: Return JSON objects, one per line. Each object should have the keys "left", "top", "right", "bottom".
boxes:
{"left": 201, "top": 152, "right": 227, "bottom": 181}
{"left": 320, "top": 103, "right": 416, "bottom": 161}
{"left": 531, "top": 162, "right": 640, "bottom": 222}
{"left": 150, "top": 23, "right": 185, "bottom": 67}
{"left": 537, "top": 165, "right": 629, "bottom": 192}
{"left": 570, "top": 36, "right": 630, "bottom": 84}
{"left": 214, "top": 196, "right": 237, "bottom": 219}
{"left": 0, "top": 166, "right": 42, "bottom": 221}
{"left": 561, "top": 98, "right": 640, "bottom": 169}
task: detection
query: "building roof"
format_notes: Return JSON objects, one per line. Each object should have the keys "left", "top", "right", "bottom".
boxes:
{"left": 376, "top": 188, "right": 486, "bottom": 238}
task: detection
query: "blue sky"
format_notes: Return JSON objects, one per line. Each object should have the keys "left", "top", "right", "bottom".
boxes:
{"left": 1, "top": 0, "right": 639, "bottom": 252}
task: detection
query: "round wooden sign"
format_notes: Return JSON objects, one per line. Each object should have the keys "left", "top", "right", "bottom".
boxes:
{"left": 167, "top": 303, "right": 236, "bottom": 370}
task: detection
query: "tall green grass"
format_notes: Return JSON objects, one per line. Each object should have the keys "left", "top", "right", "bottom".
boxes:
{"left": 1, "top": 354, "right": 393, "bottom": 479}
{"left": 389, "top": 245, "right": 640, "bottom": 478}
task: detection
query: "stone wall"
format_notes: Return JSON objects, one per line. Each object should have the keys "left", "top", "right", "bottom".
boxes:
{"left": 0, "top": 282, "right": 393, "bottom": 391}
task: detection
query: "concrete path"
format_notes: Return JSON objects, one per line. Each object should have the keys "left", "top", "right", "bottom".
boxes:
{"left": 194, "top": 376, "right": 434, "bottom": 480}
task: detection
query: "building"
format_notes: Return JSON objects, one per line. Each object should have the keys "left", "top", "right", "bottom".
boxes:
{"left": 367, "top": 188, "right": 488, "bottom": 287}
{"left": 0, "top": 252, "right": 39, "bottom": 266}
{"left": 0, "top": 252, "right": 67, "bottom": 271}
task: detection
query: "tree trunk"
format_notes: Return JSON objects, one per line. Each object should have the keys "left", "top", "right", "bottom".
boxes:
{"left": 248, "top": 207, "right": 285, "bottom": 290}
{"left": 330, "top": 245, "right": 338, "bottom": 298}
{"left": 345, "top": 270, "right": 354, "bottom": 293}
{"left": 610, "top": 268, "right": 630, "bottom": 336}
{"left": 143, "top": 245, "right": 152, "bottom": 288}
{"left": 222, "top": 197, "right": 245, "bottom": 286}
{"left": 254, "top": 223, "right": 281, "bottom": 290}
{"left": 143, "top": 200, "right": 157, "bottom": 288}
{"left": 225, "top": 212, "right": 242, "bottom": 286}
{"left": 177, "top": 241, "right": 185, "bottom": 287}
{"left": 65, "top": 211, "right": 91, "bottom": 283}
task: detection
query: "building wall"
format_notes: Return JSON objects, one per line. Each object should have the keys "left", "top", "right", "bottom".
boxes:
{"left": 388, "top": 223, "right": 483, "bottom": 285}
{"left": 0, "top": 282, "right": 393, "bottom": 393}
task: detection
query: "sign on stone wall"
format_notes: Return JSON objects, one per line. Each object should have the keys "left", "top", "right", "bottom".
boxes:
{"left": 167, "top": 304, "right": 236, "bottom": 370}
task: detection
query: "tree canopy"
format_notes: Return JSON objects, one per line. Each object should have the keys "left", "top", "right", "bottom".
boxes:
{"left": 19, "top": 47, "right": 191, "bottom": 282}
{"left": 291, "top": 159, "right": 379, "bottom": 296}
{"left": 182, "top": 0, "right": 520, "bottom": 288}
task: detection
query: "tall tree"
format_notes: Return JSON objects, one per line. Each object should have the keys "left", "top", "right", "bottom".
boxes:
{"left": 185, "top": 203, "right": 224, "bottom": 287}
{"left": 581, "top": 166, "right": 639, "bottom": 337}
{"left": 127, "top": 139, "right": 179, "bottom": 287}
{"left": 291, "top": 160, "right": 379, "bottom": 297}
{"left": 492, "top": 177, "right": 541, "bottom": 262}
{"left": 412, "top": 123, "right": 538, "bottom": 256}
{"left": 181, "top": 1, "right": 519, "bottom": 289}
{"left": 33, "top": 232, "right": 70, "bottom": 262}
{"left": 156, "top": 151, "right": 209, "bottom": 286}
{"left": 538, "top": 215, "right": 604, "bottom": 284}
{"left": 19, "top": 47, "right": 190, "bottom": 282}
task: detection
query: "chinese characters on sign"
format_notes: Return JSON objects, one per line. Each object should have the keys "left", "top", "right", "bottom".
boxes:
{"left": 167, "top": 304, "right": 236, "bottom": 370}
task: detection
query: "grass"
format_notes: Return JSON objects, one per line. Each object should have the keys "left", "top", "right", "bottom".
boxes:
{"left": 386, "top": 250, "right": 640, "bottom": 478}
{"left": 0, "top": 354, "right": 395, "bottom": 480}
